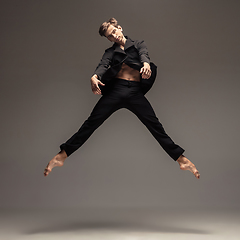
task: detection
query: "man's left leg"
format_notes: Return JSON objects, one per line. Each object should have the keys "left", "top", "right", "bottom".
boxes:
{"left": 126, "top": 92, "right": 200, "bottom": 179}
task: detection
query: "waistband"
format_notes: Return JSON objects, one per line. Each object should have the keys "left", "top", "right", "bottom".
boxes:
{"left": 113, "top": 78, "right": 141, "bottom": 87}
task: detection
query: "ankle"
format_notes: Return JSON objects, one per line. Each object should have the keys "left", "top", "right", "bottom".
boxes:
{"left": 56, "top": 150, "right": 67, "bottom": 161}
{"left": 177, "top": 154, "right": 187, "bottom": 163}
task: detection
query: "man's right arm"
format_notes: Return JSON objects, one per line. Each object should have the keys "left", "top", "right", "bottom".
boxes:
{"left": 90, "top": 48, "right": 113, "bottom": 94}
{"left": 93, "top": 48, "right": 113, "bottom": 80}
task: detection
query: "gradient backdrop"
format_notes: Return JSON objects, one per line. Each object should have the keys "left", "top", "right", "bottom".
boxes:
{"left": 1, "top": 0, "right": 240, "bottom": 209}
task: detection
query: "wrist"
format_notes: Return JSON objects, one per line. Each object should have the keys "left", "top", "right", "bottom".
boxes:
{"left": 91, "top": 74, "right": 98, "bottom": 79}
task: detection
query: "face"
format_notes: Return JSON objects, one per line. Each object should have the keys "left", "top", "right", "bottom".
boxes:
{"left": 105, "top": 24, "right": 124, "bottom": 43}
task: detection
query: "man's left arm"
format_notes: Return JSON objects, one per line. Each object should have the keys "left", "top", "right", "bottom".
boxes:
{"left": 137, "top": 40, "right": 151, "bottom": 79}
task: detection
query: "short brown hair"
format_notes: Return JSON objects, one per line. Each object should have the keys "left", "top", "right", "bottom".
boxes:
{"left": 99, "top": 18, "right": 118, "bottom": 37}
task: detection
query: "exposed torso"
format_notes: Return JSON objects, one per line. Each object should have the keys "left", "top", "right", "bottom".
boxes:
{"left": 115, "top": 63, "right": 141, "bottom": 82}
{"left": 113, "top": 43, "right": 140, "bottom": 82}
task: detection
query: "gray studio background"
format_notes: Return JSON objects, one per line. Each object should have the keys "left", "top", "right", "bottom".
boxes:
{"left": 1, "top": 0, "right": 239, "bottom": 209}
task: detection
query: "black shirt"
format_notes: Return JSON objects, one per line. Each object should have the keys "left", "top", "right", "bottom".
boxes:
{"left": 94, "top": 36, "right": 150, "bottom": 81}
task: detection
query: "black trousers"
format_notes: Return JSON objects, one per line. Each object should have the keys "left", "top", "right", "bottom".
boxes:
{"left": 60, "top": 78, "right": 185, "bottom": 161}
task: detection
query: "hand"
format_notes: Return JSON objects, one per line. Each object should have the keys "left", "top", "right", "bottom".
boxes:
{"left": 140, "top": 62, "right": 151, "bottom": 79}
{"left": 90, "top": 74, "right": 105, "bottom": 95}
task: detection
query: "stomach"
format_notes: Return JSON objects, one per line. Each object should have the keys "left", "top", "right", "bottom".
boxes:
{"left": 115, "top": 63, "right": 141, "bottom": 81}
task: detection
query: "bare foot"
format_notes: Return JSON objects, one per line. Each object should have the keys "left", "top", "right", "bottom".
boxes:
{"left": 44, "top": 150, "right": 67, "bottom": 177}
{"left": 177, "top": 155, "right": 200, "bottom": 179}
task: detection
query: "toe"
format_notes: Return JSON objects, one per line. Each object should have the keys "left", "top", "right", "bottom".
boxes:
{"left": 44, "top": 168, "right": 51, "bottom": 176}
{"left": 195, "top": 171, "right": 200, "bottom": 179}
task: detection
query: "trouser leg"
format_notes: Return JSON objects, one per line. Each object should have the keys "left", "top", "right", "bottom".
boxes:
{"left": 126, "top": 92, "right": 185, "bottom": 161}
{"left": 60, "top": 93, "right": 122, "bottom": 156}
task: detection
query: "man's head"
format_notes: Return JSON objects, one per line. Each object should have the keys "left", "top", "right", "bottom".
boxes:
{"left": 99, "top": 18, "right": 124, "bottom": 43}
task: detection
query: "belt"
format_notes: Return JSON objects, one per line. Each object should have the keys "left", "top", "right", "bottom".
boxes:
{"left": 114, "top": 78, "right": 141, "bottom": 87}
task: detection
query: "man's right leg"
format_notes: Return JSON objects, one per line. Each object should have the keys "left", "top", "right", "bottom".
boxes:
{"left": 44, "top": 92, "right": 123, "bottom": 176}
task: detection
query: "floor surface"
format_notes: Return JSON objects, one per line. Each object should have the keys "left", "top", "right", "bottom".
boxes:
{"left": 1, "top": 207, "right": 239, "bottom": 240}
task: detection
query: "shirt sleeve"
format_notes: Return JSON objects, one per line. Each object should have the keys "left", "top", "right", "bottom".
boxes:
{"left": 136, "top": 40, "right": 150, "bottom": 64}
{"left": 93, "top": 48, "right": 113, "bottom": 80}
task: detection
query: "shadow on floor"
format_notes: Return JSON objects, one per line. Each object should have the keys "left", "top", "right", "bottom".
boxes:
{"left": 25, "top": 219, "right": 211, "bottom": 235}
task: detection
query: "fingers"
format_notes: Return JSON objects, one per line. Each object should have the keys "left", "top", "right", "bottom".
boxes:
{"left": 140, "top": 67, "right": 152, "bottom": 79}
{"left": 95, "top": 88, "right": 102, "bottom": 95}
{"left": 92, "top": 86, "right": 102, "bottom": 95}
{"left": 98, "top": 80, "right": 105, "bottom": 86}
{"left": 91, "top": 80, "right": 103, "bottom": 95}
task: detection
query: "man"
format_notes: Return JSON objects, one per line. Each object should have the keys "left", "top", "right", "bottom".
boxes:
{"left": 44, "top": 18, "right": 200, "bottom": 179}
